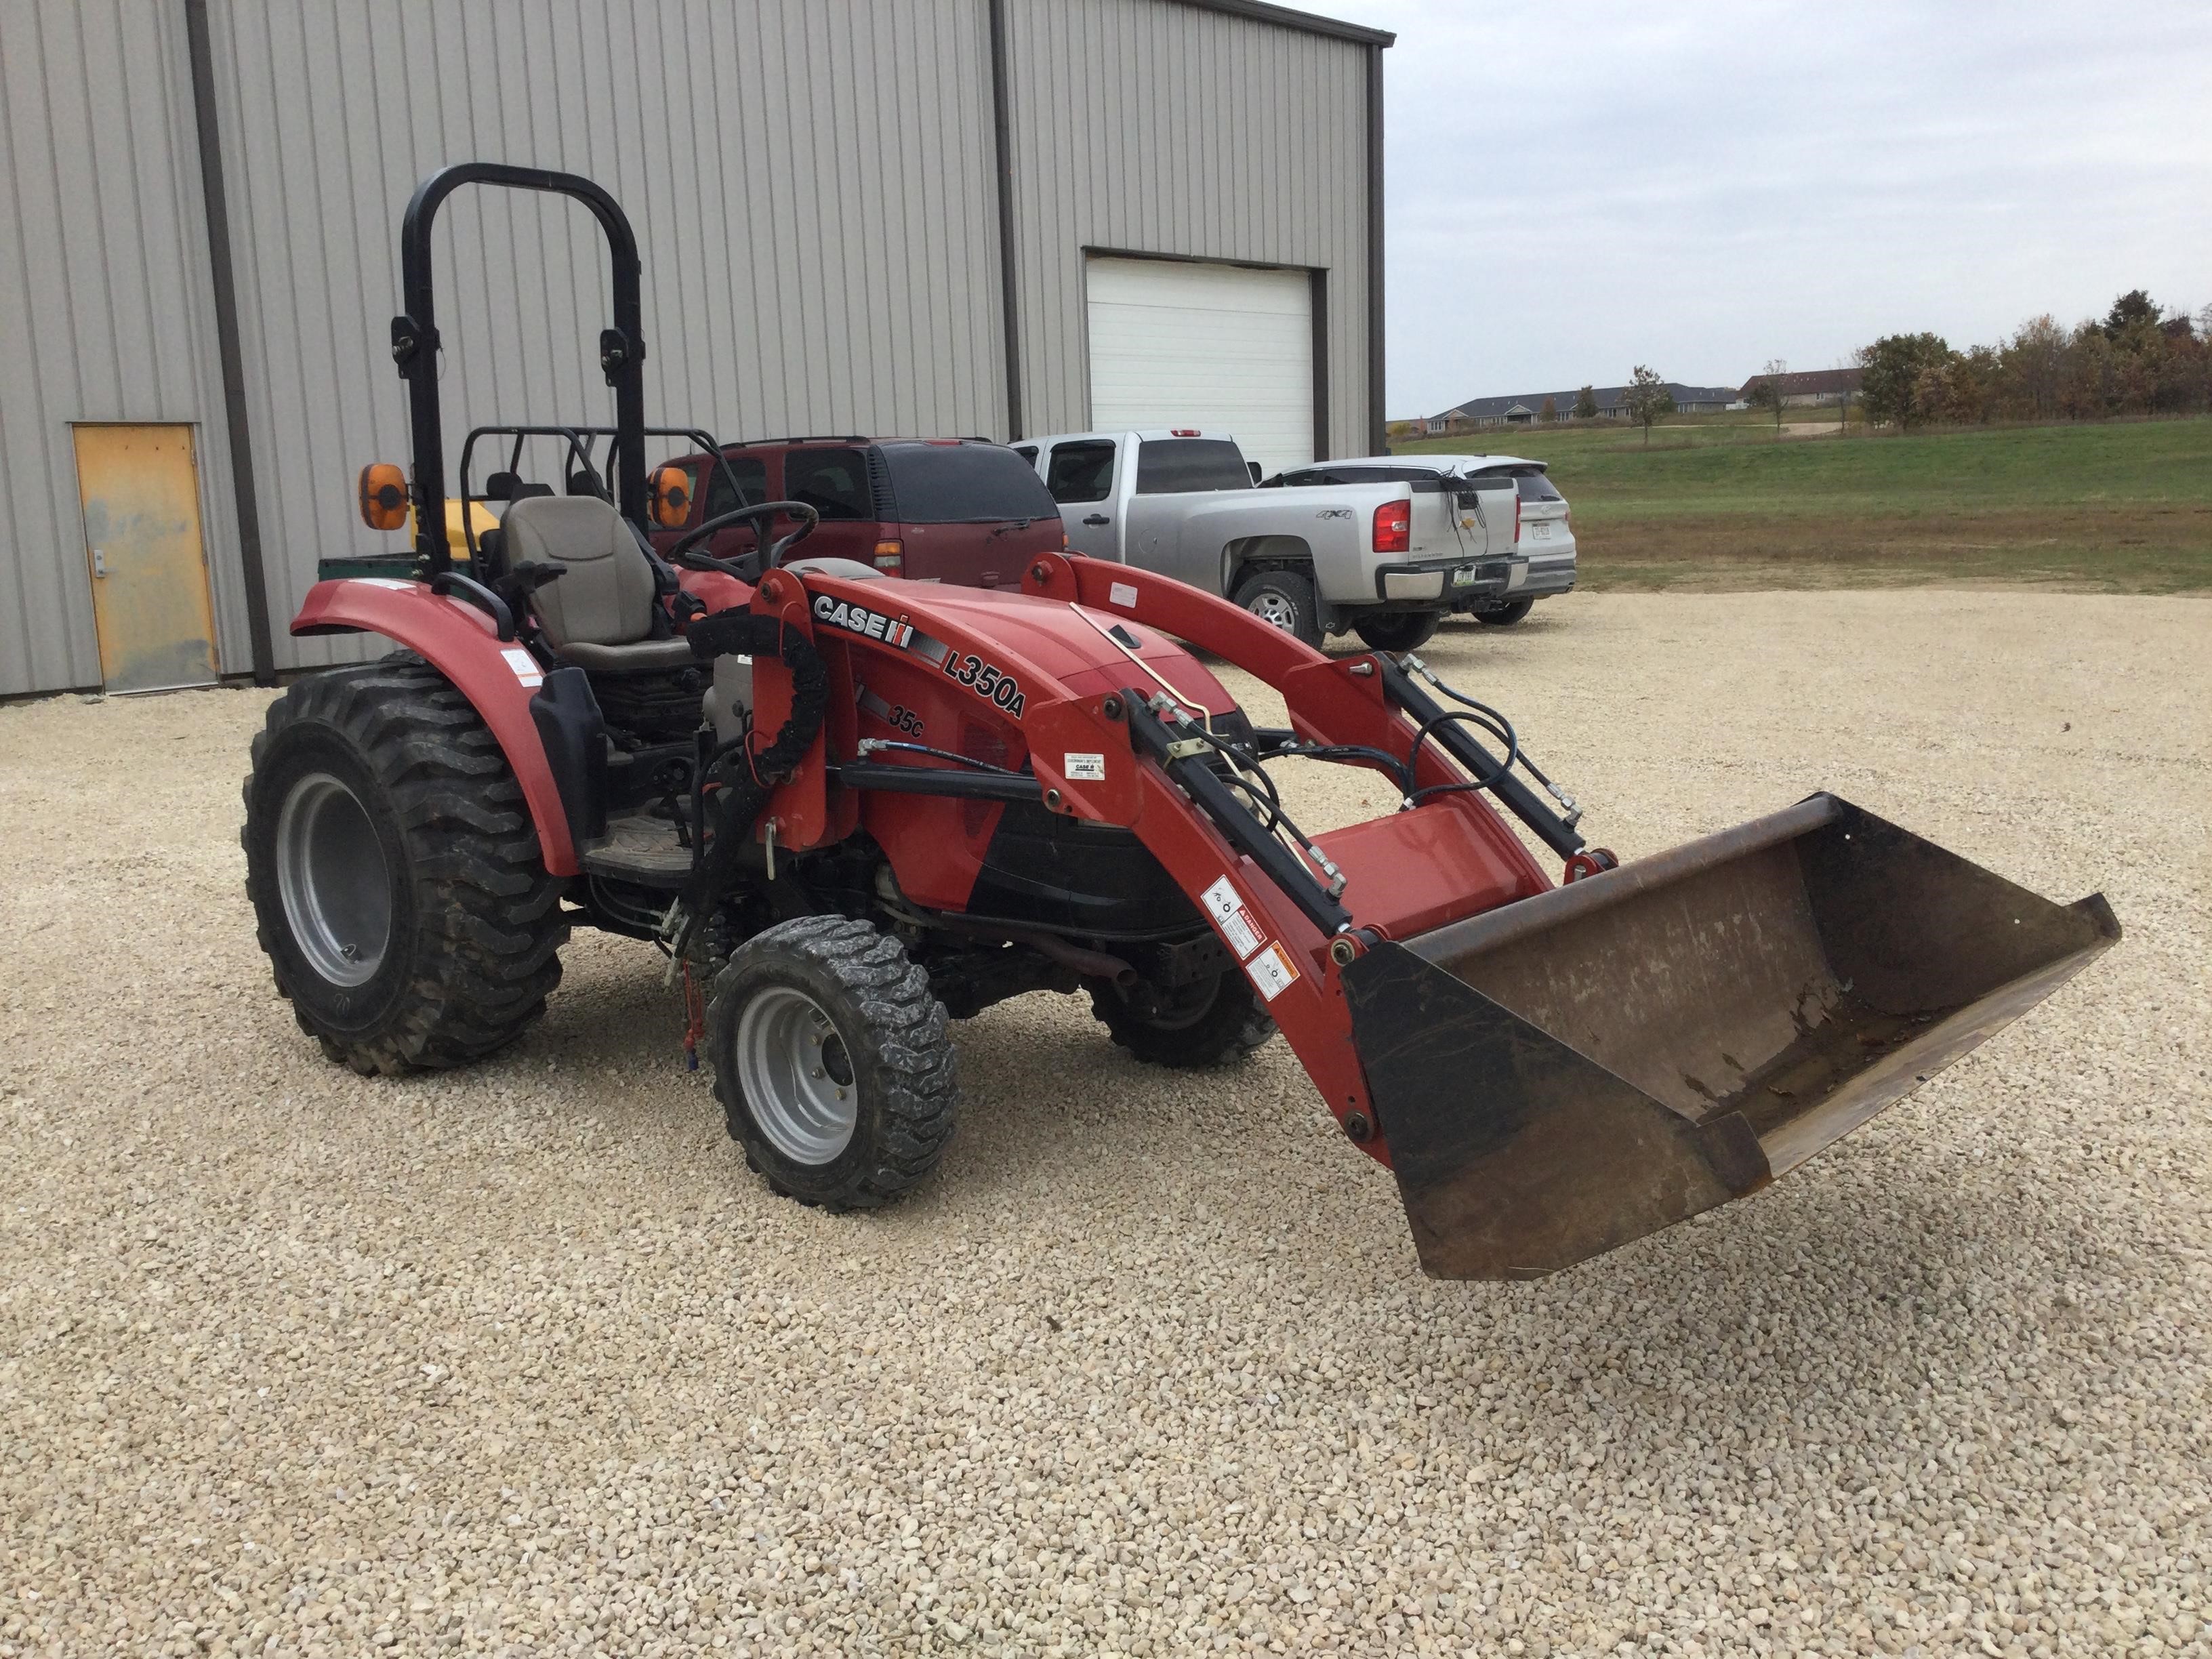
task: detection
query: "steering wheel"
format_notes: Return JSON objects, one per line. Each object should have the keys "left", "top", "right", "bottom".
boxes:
{"left": 664, "top": 499, "right": 821, "bottom": 580}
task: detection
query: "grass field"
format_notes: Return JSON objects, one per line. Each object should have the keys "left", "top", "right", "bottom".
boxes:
{"left": 1391, "top": 416, "right": 2212, "bottom": 592}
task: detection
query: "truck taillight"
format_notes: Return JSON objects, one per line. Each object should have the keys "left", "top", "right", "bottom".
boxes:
{"left": 1372, "top": 499, "right": 1411, "bottom": 554}
{"left": 1513, "top": 498, "right": 1523, "bottom": 546}
{"left": 873, "top": 539, "right": 903, "bottom": 573}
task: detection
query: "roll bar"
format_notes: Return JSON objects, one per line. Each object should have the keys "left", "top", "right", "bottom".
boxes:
{"left": 390, "top": 163, "right": 649, "bottom": 575}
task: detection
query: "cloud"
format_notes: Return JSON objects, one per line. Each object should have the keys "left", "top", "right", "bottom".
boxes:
{"left": 1322, "top": 0, "right": 2212, "bottom": 414}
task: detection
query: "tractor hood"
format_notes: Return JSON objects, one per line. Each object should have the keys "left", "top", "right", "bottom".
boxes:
{"left": 804, "top": 575, "right": 1240, "bottom": 718}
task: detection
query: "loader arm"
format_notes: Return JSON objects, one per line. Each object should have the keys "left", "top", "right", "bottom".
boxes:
{"left": 762, "top": 555, "right": 2119, "bottom": 1282}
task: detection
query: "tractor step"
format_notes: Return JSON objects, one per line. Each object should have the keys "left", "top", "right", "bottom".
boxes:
{"left": 579, "top": 811, "right": 692, "bottom": 888}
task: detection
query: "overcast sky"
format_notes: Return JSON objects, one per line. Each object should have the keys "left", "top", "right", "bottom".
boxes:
{"left": 1321, "top": 0, "right": 2212, "bottom": 417}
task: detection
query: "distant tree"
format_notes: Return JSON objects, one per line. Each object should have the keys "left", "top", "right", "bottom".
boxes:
{"left": 1622, "top": 365, "right": 1675, "bottom": 445}
{"left": 1572, "top": 384, "right": 1598, "bottom": 420}
{"left": 1856, "top": 333, "right": 1954, "bottom": 429}
{"left": 2058, "top": 321, "right": 2116, "bottom": 419}
{"left": 1996, "top": 314, "right": 2068, "bottom": 422}
{"left": 1538, "top": 395, "right": 1559, "bottom": 423}
{"left": 2102, "top": 289, "right": 2160, "bottom": 340}
{"left": 1745, "top": 358, "right": 1789, "bottom": 432}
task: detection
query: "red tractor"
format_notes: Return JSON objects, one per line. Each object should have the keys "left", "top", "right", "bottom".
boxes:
{"left": 243, "top": 166, "right": 2118, "bottom": 1279}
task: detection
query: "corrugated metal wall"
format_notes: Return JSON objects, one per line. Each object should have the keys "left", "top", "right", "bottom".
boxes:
{"left": 1000, "top": 0, "right": 1370, "bottom": 453}
{"left": 201, "top": 0, "right": 1007, "bottom": 671}
{"left": 1, "top": 0, "right": 1376, "bottom": 693}
{"left": 0, "top": 0, "right": 247, "bottom": 696}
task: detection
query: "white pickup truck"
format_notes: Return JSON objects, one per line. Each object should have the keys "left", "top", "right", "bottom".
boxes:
{"left": 1012, "top": 428, "right": 1501, "bottom": 650}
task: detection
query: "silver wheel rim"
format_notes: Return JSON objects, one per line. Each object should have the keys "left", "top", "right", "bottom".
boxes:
{"left": 274, "top": 772, "right": 391, "bottom": 988}
{"left": 1246, "top": 590, "right": 1298, "bottom": 631}
{"left": 736, "top": 985, "right": 858, "bottom": 1164}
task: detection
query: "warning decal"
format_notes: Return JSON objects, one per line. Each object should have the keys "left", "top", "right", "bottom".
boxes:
{"left": 1108, "top": 581, "right": 1139, "bottom": 609}
{"left": 1199, "top": 875, "right": 1265, "bottom": 962}
{"left": 500, "top": 647, "right": 544, "bottom": 688}
{"left": 1063, "top": 752, "right": 1107, "bottom": 781}
{"left": 1245, "top": 941, "right": 1300, "bottom": 1002}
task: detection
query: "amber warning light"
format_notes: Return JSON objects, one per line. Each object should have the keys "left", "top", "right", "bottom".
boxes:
{"left": 650, "top": 466, "right": 691, "bottom": 529}
{"left": 358, "top": 463, "right": 407, "bottom": 531}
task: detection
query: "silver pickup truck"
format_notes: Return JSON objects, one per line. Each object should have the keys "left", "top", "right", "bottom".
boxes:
{"left": 1265, "top": 453, "right": 1578, "bottom": 628}
{"left": 1013, "top": 428, "right": 1499, "bottom": 650}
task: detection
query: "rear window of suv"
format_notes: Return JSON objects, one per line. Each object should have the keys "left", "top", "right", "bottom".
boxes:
{"left": 785, "top": 448, "right": 874, "bottom": 521}
{"left": 880, "top": 442, "right": 1059, "bottom": 523}
{"left": 1471, "top": 466, "right": 1563, "bottom": 503}
{"left": 1135, "top": 438, "right": 1251, "bottom": 495}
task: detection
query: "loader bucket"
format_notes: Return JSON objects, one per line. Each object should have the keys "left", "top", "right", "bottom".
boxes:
{"left": 1340, "top": 794, "right": 2118, "bottom": 1280}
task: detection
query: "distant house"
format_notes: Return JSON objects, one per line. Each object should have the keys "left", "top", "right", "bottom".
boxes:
{"left": 1425, "top": 382, "right": 1741, "bottom": 432}
{"left": 1738, "top": 367, "right": 1863, "bottom": 408}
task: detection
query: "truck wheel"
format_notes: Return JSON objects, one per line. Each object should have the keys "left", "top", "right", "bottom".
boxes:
{"left": 1477, "top": 598, "right": 1535, "bottom": 627}
{"left": 1231, "top": 567, "right": 1324, "bottom": 649}
{"left": 241, "top": 653, "right": 567, "bottom": 1076}
{"left": 1352, "top": 611, "right": 1441, "bottom": 653}
{"left": 1089, "top": 970, "right": 1275, "bottom": 1068}
{"left": 708, "top": 916, "right": 957, "bottom": 1210}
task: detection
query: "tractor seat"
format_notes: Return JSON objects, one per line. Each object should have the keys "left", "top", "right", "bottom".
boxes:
{"left": 499, "top": 496, "right": 692, "bottom": 672}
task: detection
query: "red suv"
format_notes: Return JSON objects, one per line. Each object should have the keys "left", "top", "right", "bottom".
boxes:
{"left": 651, "top": 436, "right": 1066, "bottom": 586}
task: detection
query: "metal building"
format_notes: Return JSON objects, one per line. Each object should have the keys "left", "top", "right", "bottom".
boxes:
{"left": 0, "top": 0, "right": 1391, "bottom": 697}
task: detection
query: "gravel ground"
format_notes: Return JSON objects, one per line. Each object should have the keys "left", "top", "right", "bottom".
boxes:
{"left": 2, "top": 590, "right": 2207, "bottom": 1659}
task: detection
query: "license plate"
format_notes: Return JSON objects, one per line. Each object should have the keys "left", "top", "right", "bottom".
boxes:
{"left": 1530, "top": 521, "right": 1552, "bottom": 539}
{"left": 1451, "top": 565, "right": 1477, "bottom": 587}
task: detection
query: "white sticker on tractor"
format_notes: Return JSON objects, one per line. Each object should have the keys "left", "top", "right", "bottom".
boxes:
{"left": 1063, "top": 752, "right": 1106, "bottom": 782}
{"left": 1200, "top": 875, "right": 1265, "bottom": 961}
{"left": 1245, "top": 941, "right": 1300, "bottom": 1002}
{"left": 500, "top": 647, "right": 544, "bottom": 687}
{"left": 1108, "top": 581, "right": 1139, "bottom": 609}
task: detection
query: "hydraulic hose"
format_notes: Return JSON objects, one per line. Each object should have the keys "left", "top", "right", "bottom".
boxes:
{"left": 672, "top": 611, "right": 829, "bottom": 958}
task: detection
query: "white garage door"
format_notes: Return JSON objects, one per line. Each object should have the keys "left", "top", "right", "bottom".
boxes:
{"left": 1085, "top": 256, "right": 1314, "bottom": 478}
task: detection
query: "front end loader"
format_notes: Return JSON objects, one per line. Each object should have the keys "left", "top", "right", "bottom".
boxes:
{"left": 242, "top": 164, "right": 2117, "bottom": 1279}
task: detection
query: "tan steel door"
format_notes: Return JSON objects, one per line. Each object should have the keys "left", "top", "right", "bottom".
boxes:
{"left": 72, "top": 424, "right": 220, "bottom": 693}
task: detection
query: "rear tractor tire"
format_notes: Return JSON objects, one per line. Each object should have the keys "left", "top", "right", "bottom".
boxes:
{"left": 241, "top": 652, "right": 567, "bottom": 1075}
{"left": 1089, "top": 969, "right": 1275, "bottom": 1069}
{"left": 1477, "top": 598, "right": 1534, "bottom": 627}
{"left": 707, "top": 916, "right": 958, "bottom": 1210}
{"left": 1231, "top": 567, "right": 1325, "bottom": 649}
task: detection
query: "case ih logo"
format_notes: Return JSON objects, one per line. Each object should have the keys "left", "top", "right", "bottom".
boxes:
{"left": 813, "top": 594, "right": 915, "bottom": 648}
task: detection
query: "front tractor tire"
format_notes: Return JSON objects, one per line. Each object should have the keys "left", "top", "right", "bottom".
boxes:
{"left": 241, "top": 653, "right": 567, "bottom": 1075}
{"left": 707, "top": 917, "right": 958, "bottom": 1211}
{"left": 1089, "top": 969, "right": 1275, "bottom": 1069}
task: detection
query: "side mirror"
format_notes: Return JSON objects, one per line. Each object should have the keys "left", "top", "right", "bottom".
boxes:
{"left": 1247, "top": 462, "right": 1263, "bottom": 485}
{"left": 650, "top": 466, "right": 692, "bottom": 529}
{"left": 358, "top": 462, "right": 407, "bottom": 531}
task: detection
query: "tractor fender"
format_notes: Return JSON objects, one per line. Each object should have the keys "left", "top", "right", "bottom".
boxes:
{"left": 290, "top": 578, "right": 581, "bottom": 875}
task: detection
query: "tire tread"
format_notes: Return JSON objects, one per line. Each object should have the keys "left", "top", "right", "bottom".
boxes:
{"left": 242, "top": 653, "right": 567, "bottom": 1075}
{"left": 709, "top": 916, "right": 957, "bottom": 1211}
